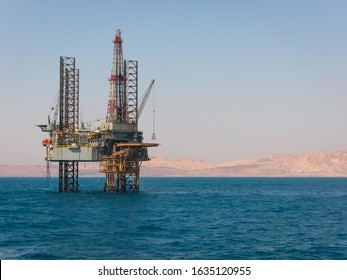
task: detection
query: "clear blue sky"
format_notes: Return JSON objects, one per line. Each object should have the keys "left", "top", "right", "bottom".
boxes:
{"left": 1, "top": 0, "right": 347, "bottom": 165}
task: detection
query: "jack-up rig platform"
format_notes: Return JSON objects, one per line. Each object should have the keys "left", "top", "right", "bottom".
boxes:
{"left": 38, "top": 29, "right": 158, "bottom": 192}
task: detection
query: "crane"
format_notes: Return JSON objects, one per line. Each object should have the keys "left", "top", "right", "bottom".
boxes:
{"left": 138, "top": 79, "right": 155, "bottom": 119}
{"left": 51, "top": 93, "right": 59, "bottom": 129}
{"left": 37, "top": 91, "right": 59, "bottom": 135}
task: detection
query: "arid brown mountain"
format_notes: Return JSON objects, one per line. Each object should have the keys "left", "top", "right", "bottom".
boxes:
{"left": 141, "top": 151, "right": 347, "bottom": 177}
{"left": 1, "top": 151, "right": 347, "bottom": 177}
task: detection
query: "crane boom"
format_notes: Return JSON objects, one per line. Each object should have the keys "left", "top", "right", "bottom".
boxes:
{"left": 138, "top": 79, "right": 155, "bottom": 119}
{"left": 53, "top": 96, "right": 59, "bottom": 127}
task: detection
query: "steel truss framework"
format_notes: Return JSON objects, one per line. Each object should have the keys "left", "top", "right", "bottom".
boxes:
{"left": 59, "top": 161, "right": 79, "bottom": 192}
{"left": 100, "top": 144, "right": 155, "bottom": 192}
{"left": 59, "top": 56, "right": 79, "bottom": 145}
{"left": 100, "top": 149, "right": 140, "bottom": 192}
{"left": 107, "top": 29, "right": 126, "bottom": 123}
{"left": 58, "top": 56, "right": 79, "bottom": 192}
{"left": 125, "top": 60, "right": 138, "bottom": 124}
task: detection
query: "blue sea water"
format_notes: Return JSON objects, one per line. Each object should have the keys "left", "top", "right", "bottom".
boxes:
{"left": 0, "top": 177, "right": 346, "bottom": 260}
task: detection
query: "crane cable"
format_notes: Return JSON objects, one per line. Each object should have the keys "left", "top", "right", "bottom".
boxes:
{"left": 151, "top": 83, "right": 156, "bottom": 140}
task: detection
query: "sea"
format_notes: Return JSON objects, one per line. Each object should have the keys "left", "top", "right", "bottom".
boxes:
{"left": 0, "top": 177, "right": 346, "bottom": 260}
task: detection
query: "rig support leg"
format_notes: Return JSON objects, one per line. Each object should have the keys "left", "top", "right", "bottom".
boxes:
{"left": 59, "top": 161, "right": 79, "bottom": 192}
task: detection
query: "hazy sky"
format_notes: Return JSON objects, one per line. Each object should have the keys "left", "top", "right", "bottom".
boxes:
{"left": 1, "top": 0, "right": 347, "bottom": 165}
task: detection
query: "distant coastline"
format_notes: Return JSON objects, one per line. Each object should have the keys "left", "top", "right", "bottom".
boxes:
{"left": 1, "top": 151, "right": 347, "bottom": 177}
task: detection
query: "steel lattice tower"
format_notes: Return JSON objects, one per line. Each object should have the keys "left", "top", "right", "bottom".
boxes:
{"left": 58, "top": 56, "right": 79, "bottom": 192}
{"left": 106, "top": 29, "right": 127, "bottom": 123}
{"left": 125, "top": 60, "right": 138, "bottom": 125}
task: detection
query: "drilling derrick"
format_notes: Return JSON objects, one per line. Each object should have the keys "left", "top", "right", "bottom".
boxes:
{"left": 106, "top": 29, "right": 126, "bottom": 123}
{"left": 100, "top": 29, "right": 158, "bottom": 192}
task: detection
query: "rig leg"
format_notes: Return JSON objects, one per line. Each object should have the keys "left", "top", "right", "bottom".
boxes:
{"left": 59, "top": 161, "right": 79, "bottom": 192}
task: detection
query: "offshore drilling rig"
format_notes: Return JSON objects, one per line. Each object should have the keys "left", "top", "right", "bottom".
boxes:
{"left": 38, "top": 29, "right": 158, "bottom": 192}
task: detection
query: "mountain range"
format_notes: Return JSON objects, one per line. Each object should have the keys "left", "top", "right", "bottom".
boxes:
{"left": 1, "top": 151, "right": 347, "bottom": 177}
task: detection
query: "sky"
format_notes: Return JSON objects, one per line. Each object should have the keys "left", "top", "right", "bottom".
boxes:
{"left": 0, "top": 0, "right": 347, "bottom": 165}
